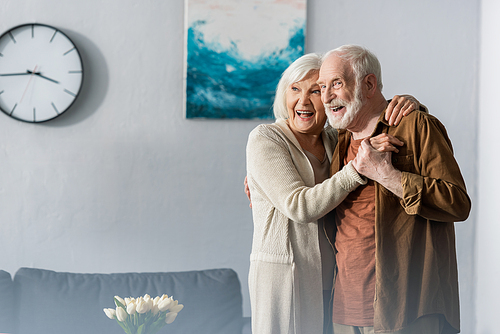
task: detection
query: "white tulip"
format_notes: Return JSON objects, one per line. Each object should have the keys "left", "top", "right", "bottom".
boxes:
{"left": 136, "top": 298, "right": 151, "bottom": 314}
{"left": 165, "top": 312, "right": 178, "bottom": 324}
{"left": 170, "top": 304, "right": 184, "bottom": 313}
{"left": 126, "top": 300, "right": 137, "bottom": 315}
{"left": 114, "top": 296, "right": 126, "bottom": 307}
{"left": 116, "top": 306, "right": 128, "bottom": 322}
{"left": 171, "top": 299, "right": 178, "bottom": 308}
{"left": 103, "top": 308, "right": 116, "bottom": 319}
{"left": 145, "top": 298, "right": 154, "bottom": 312}
{"left": 151, "top": 296, "right": 160, "bottom": 315}
{"left": 152, "top": 303, "right": 160, "bottom": 315}
{"left": 158, "top": 297, "right": 174, "bottom": 312}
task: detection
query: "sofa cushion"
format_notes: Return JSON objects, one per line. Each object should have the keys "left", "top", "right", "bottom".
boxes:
{"left": 0, "top": 270, "right": 14, "bottom": 333}
{"left": 14, "top": 267, "right": 243, "bottom": 334}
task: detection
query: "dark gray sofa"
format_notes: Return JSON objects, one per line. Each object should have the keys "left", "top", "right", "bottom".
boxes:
{"left": 0, "top": 267, "right": 250, "bottom": 334}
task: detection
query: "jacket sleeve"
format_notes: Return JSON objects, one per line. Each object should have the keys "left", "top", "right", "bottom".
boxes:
{"left": 246, "top": 125, "right": 366, "bottom": 223}
{"left": 400, "top": 114, "right": 471, "bottom": 222}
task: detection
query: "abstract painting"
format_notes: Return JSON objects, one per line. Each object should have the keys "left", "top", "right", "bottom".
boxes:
{"left": 184, "top": 0, "right": 307, "bottom": 119}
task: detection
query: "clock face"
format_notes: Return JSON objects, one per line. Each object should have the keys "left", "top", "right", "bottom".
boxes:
{"left": 0, "top": 23, "right": 83, "bottom": 123}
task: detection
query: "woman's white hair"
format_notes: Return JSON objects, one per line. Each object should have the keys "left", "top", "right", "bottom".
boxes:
{"left": 322, "top": 45, "right": 383, "bottom": 91}
{"left": 273, "top": 53, "right": 323, "bottom": 120}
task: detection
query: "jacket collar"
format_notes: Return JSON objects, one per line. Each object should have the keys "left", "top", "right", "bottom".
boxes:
{"left": 336, "top": 108, "right": 390, "bottom": 139}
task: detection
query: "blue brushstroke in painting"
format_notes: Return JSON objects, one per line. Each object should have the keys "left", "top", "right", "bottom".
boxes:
{"left": 186, "top": 20, "right": 305, "bottom": 119}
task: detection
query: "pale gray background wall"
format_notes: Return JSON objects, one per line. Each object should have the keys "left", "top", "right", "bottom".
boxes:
{"left": 0, "top": 0, "right": 489, "bottom": 333}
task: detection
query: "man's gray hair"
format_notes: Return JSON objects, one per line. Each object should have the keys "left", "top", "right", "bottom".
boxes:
{"left": 273, "top": 53, "right": 323, "bottom": 120}
{"left": 322, "top": 45, "right": 383, "bottom": 91}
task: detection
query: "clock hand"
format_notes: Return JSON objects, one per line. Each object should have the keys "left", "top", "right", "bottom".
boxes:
{"left": 20, "top": 65, "right": 38, "bottom": 103}
{"left": 0, "top": 72, "right": 34, "bottom": 76}
{"left": 27, "top": 70, "right": 60, "bottom": 84}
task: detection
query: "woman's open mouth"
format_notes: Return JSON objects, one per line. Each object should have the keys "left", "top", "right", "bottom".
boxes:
{"left": 296, "top": 110, "right": 314, "bottom": 119}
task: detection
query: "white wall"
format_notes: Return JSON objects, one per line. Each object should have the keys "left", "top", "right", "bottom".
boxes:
{"left": 476, "top": 0, "right": 500, "bottom": 333}
{"left": 0, "top": 0, "right": 480, "bottom": 331}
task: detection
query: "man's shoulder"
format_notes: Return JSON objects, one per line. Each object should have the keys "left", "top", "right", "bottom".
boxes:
{"left": 395, "top": 109, "right": 443, "bottom": 129}
{"left": 388, "top": 109, "right": 450, "bottom": 143}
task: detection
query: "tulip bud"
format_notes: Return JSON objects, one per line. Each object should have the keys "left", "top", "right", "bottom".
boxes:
{"left": 170, "top": 304, "right": 184, "bottom": 313}
{"left": 116, "top": 306, "right": 128, "bottom": 322}
{"left": 158, "top": 297, "right": 174, "bottom": 312}
{"left": 103, "top": 308, "right": 116, "bottom": 319}
{"left": 136, "top": 298, "right": 151, "bottom": 314}
{"left": 126, "top": 300, "right": 137, "bottom": 315}
{"left": 165, "top": 312, "right": 178, "bottom": 324}
{"left": 152, "top": 303, "right": 160, "bottom": 315}
{"left": 171, "top": 299, "right": 178, "bottom": 308}
{"left": 145, "top": 298, "right": 154, "bottom": 312}
{"left": 114, "top": 296, "right": 126, "bottom": 307}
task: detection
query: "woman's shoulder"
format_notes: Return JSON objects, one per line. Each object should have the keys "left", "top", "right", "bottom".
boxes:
{"left": 249, "top": 120, "right": 289, "bottom": 142}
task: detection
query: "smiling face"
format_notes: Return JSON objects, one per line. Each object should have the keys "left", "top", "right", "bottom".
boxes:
{"left": 286, "top": 70, "right": 327, "bottom": 136}
{"left": 318, "top": 55, "right": 364, "bottom": 129}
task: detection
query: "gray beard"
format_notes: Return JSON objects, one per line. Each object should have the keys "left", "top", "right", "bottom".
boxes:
{"left": 325, "top": 86, "right": 364, "bottom": 130}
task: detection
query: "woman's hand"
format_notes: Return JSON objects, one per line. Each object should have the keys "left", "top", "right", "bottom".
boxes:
{"left": 244, "top": 176, "right": 252, "bottom": 208}
{"left": 385, "top": 95, "right": 420, "bottom": 126}
{"left": 370, "top": 133, "right": 404, "bottom": 153}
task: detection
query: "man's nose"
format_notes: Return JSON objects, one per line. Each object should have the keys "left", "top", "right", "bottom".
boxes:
{"left": 322, "top": 88, "right": 335, "bottom": 104}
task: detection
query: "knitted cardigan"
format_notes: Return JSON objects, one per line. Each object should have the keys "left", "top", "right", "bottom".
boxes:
{"left": 246, "top": 119, "right": 365, "bottom": 334}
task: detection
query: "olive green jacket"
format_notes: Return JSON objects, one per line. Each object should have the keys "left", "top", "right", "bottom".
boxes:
{"left": 331, "top": 110, "right": 471, "bottom": 333}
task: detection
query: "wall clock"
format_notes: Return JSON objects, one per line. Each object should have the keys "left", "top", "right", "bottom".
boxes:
{"left": 0, "top": 23, "right": 83, "bottom": 123}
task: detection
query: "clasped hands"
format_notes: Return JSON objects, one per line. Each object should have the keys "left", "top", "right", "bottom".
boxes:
{"left": 353, "top": 134, "right": 404, "bottom": 198}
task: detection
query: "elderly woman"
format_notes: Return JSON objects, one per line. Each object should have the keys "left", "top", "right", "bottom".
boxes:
{"left": 246, "top": 53, "right": 417, "bottom": 334}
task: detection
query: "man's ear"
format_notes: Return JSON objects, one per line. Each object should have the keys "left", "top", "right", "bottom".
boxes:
{"left": 363, "top": 74, "right": 378, "bottom": 98}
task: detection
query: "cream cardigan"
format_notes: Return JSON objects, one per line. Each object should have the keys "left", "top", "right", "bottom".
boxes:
{"left": 246, "top": 119, "right": 365, "bottom": 334}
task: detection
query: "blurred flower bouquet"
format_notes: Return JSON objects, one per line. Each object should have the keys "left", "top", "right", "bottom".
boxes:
{"left": 103, "top": 294, "right": 184, "bottom": 334}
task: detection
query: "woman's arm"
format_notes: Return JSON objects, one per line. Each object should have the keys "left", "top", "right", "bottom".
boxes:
{"left": 246, "top": 125, "right": 366, "bottom": 223}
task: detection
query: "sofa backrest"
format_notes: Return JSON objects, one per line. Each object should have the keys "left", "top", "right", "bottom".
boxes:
{"left": 0, "top": 270, "right": 14, "bottom": 333}
{"left": 14, "top": 267, "right": 243, "bottom": 334}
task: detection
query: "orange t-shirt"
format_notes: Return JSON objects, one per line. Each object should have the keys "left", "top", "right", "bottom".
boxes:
{"left": 332, "top": 137, "right": 376, "bottom": 326}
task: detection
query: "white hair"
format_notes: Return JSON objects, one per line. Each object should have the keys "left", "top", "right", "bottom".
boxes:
{"left": 322, "top": 45, "right": 383, "bottom": 91}
{"left": 273, "top": 53, "right": 323, "bottom": 120}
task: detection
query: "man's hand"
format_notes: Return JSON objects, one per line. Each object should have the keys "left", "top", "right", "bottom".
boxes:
{"left": 352, "top": 139, "right": 403, "bottom": 198}
{"left": 244, "top": 176, "right": 252, "bottom": 208}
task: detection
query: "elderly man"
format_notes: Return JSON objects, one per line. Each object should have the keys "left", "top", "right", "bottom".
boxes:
{"left": 318, "top": 45, "right": 471, "bottom": 334}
